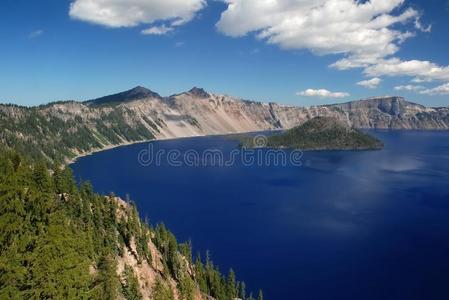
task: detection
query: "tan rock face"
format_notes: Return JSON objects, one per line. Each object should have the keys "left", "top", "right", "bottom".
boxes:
{"left": 111, "top": 197, "right": 209, "bottom": 300}
{"left": 126, "top": 94, "right": 449, "bottom": 139}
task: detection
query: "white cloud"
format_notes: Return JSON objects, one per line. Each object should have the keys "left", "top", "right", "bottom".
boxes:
{"left": 215, "top": 0, "right": 449, "bottom": 91}
{"left": 69, "top": 0, "right": 205, "bottom": 34}
{"left": 217, "top": 0, "right": 426, "bottom": 67}
{"left": 142, "top": 25, "right": 174, "bottom": 35}
{"left": 420, "top": 83, "right": 449, "bottom": 95}
{"left": 411, "top": 77, "right": 434, "bottom": 83}
{"left": 29, "top": 29, "right": 44, "bottom": 38}
{"left": 394, "top": 84, "right": 425, "bottom": 91}
{"left": 297, "top": 89, "right": 350, "bottom": 98}
{"left": 414, "top": 19, "right": 432, "bottom": 33}
{"left": 364, "top": 58, "right": 449, "bottom": 81}
{"left": 357, "top": 77, "right": 381, "bottom": 89}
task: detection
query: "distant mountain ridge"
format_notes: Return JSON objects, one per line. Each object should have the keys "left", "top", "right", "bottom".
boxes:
{"left": 85, "top": 86, "right": 211, "bottom": 106}
{"left": 0, "top": 86, "right": 448, "bottom": 163}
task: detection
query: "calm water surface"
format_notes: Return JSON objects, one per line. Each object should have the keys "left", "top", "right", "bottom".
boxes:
{"left": 71, "top": 131, "right": 449, "bottom": 300}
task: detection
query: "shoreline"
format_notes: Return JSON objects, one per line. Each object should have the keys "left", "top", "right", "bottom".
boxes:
{"left": 67, "top": 127, "right": 448, "bottom": 166}
{"left": 67, "top": 135, "right": 205, "bottom": 165}
{"left": 67, "top": 131, "right": 266, "bottom": 165}
{"left": 67, "top": 139, "right": 153, "bottom": 165}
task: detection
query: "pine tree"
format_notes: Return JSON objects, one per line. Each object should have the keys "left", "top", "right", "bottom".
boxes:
{"left": 227, "top": 268, "right": 237, "bottom": 299}
{"left": 0, "top": 153, "right": 33, "bottom": 297}
{"left": 239, "top": 281, "right": 246, "bottom": 300}
{"left": 195, "top": 253, "right": 208, "bottom": 294}
{"left": 53, "top": 165, "right": 76, "bottom": 195}
{"left": 258, "top": 289, "right": 264, "bottom": 300}
{"left": 179, "top": 240, "right": 193, "bottom": 265}
{"left": 92, "top": 256, "right": 120, "bottom": 300}
{"left": 31, "top": 160, "right": 53, "bottom": 194}
{"left": 30, "top": 211, "right": 91, "bottom": 299}
{"left": 136, "top": 222, "right": 151, "bottom": 264}
{"left": 121, "top": 265, "right": 142, "bottom": 300}
{"left": 178, "top": 273, "right": 195, "bottom": 300}
{"left": 152, "top": 278, "right": 174, "bottom": 300}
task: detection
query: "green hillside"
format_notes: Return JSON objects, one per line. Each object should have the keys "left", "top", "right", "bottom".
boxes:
{"left": 0, "top": 150, "right": 259, "bottom": 299}
{"left": 0, "top": 104, "right": 156, "bottom": 165}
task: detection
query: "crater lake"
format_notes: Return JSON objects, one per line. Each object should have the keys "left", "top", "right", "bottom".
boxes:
{"left": 71, "top": 130, "right": 449, "bottom": 300}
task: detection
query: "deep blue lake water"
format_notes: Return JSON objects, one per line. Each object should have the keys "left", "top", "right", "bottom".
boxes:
{"left": 71, "top": 131, "right": 449, "bottom": 300}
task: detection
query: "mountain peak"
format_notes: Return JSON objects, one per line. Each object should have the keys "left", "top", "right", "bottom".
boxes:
{"left": 130, "top": 85, "right": 151, "bottom": 93}
{"left": 126, "top": 86, "right": 161, "bottom": 98}
{"left": 188, "top": 87, "right": 210, "bottom": 98}
{"left": 86, "top": 86, "right": 162, "bottom": 106}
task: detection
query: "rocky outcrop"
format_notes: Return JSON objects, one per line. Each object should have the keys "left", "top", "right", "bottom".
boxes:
{"left": 0, "top": 87, "right": 448, "bottom": 163}
{"left": 113, "top": 197, "right": 205, "bottom": 300}
{"left": 329, "top": 96, "right": 449, "bottom": 129}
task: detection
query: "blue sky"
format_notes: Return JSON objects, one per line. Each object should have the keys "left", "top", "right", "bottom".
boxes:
{"left": 0, "top": 0, "right": 448, "bottom": 107}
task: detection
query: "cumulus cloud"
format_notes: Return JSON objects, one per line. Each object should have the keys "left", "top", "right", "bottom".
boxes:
{"left": 217, "top": 0, "right": 426, "bottom": 67}
{"left": 394, "top": 85, "right": 425, "bottom": 91}
{"left": 297, "top": 89, "right": 350, "bottom": 98}
{"left": 357, "top": 77, "right": 381, "bottom": 89}
{"left": 411, "top": 77, "right": 434, "bottom": 83}
{"left": 142, "top": 25, "right": 174, "bottom": 35}
{"left": 364, "top": 58, "right": 449, "bottom": 81}
{"left": 69, "top": 0, "right": 205, "bottom": 34}
{"left": 216, "top": 0, "right": 449, "bottom": 91}
{"left": 420, "top": 83, "right": 449, "bottom": 95}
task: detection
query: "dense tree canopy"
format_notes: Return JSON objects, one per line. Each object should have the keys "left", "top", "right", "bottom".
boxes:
{"left": 0, "top": 150, "right": 259, "bottom": 299}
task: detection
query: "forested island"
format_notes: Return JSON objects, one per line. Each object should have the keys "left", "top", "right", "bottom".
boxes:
{"left": 241, "top": 117, "right": 384, "bottom": 151}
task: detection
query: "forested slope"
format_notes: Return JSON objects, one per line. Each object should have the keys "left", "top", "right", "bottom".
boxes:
{"left": 0, "top": 151, "right": 260, "bottom": 299}
{"left": 0, "top": 102, "right": 156, "bottom": 164}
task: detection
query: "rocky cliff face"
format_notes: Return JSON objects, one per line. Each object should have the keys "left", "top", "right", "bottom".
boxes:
{"left": 112, "top": 197, "right": 206, "bottom": 300}
{"left": 329, "top": 96, "right": 449, "bottom": 129}
{"left": 0, "top": 86, "right": 448, "bottom": 163}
